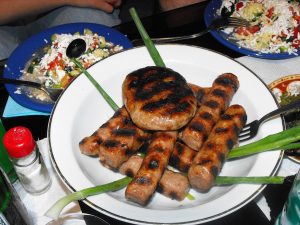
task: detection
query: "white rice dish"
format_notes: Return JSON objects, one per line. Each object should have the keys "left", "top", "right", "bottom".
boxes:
{"left": 218, "top": 0, "right": 300, "bottom": 54}
{"left": 18, "top": 29, "right": 123, "bottom": 102}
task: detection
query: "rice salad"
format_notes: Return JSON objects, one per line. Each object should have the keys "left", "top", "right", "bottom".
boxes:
{"left": 218, "top": 0, "right": 300, "bottom": 54}
{"left": 19, "top": 29, "right": 123, "bottom": 102}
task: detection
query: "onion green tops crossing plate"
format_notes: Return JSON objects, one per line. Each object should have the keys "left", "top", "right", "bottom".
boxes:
{"left": 49, "top": 45, "right": 283, "bottom": 224}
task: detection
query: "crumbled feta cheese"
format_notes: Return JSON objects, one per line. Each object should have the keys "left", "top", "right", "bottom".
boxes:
{"left": 219, "top": 0, "right": 300, "bottom": 54}
{"left": 287, "top": 81, "right": 300, "bottom": 96}
{"left": 19, "top": 30, "right": 123, "bottom": 102}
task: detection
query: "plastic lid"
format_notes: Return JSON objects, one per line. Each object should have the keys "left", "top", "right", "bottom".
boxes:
{"left": 3, "top": 126, "right": 35, "bottom": 158}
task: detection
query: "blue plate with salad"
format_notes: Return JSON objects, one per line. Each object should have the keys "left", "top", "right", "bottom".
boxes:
{"left": 3, "top": 23, "right": 133, "bottom": 113}
{"left": 204, "top": 0, "right": 300, "bottom": 59}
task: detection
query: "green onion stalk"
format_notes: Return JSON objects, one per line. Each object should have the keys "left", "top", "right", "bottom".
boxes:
{"left": 46, "top": 125, "right": 300, "bottom": 219}
{"left": 71, "top": 58, "right": 119, "bottom": 111}
{"left": 46, "top": 7, "right": 300, "bottom": 220}
{"left": 45, "top": 177, "right": 132, "bottom": 219}
{"left": 228, "top": 125, "right": 300, "bottom": 159}
{"left": 129, "top": 7, "right": 165, "bottom": 68}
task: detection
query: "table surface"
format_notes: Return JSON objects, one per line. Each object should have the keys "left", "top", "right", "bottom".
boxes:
{"left": 0, "top": 2, "right": 298, "bottom": 225}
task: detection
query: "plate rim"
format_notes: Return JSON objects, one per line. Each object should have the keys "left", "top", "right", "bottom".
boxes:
{"left": 48, "top": 44, "right": 284, "bottom": 224}
{"left": 204, "top": 0, "right": 300, "bottom": 59}
{"left": 3, "top": 22, "right": 133, "bottom": 113}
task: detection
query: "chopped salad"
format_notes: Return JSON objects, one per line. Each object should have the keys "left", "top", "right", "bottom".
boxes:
{"left": 19, "top": 29, "right": 123, "bottom": 102}
{"left": 218, "top": 0, "right": 300, "bottom": 54}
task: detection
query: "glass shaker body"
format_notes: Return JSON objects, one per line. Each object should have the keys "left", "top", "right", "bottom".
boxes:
{"left": 11, "top": 145, "right": 51, "bottom": 194}
{"left": 3, "top": 126, "right": 51, "bottom": 195}
{"left": 0, "top": 166, "right": 31, "bottom": 225}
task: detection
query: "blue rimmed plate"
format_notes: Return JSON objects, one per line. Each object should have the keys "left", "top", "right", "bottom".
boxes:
{"left": 204, "top": 0, "right": 299, "bottom": 59}
{"left": 3, "top": 23, "right": 132, "bottom": 113}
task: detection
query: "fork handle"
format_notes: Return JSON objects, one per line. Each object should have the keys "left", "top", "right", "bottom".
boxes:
{"left": 0, "top": 77, "right": 42, "bottom": 89}
{"left": 131, "top": 28, "right": 210, "bottom": 46}
{"left": 259, "top": 98, "right": 300, "bottom": 123}
{"left": 151, "top": 28, "right": 210, "bottom": 43}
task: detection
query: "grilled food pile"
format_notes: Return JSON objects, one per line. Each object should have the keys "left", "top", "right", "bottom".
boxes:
{"left": 79, "top": 66, "right": 247, "bottom": 206}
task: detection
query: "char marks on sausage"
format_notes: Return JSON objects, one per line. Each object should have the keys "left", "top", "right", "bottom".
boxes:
{"left": 188, "top": 104, "right": 247, "bottom": 192}
{"left": 125, "top": 131, "right": 177, "bottom": 205}
{"left": 79, "top": 106, "right": 129, "bottom": 156}
{"left": 179, "top": 73, "right": 239, "bottom": 150}
{"left": 119, "top": 154, "right": 190, "bottom": 201}
{"left": 169, "top": 141, "right": 197, "bottom": 173}
{"left": 98, "top": 117, "right": 151, "bottom": 170}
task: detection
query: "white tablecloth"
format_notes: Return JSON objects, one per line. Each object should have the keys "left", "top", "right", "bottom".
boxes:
{"left": 16, "top": 55, "right": 300, "bottom": 225}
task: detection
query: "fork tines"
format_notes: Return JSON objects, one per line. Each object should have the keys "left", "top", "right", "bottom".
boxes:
{"left": 227, "top": 17, "right": 250, "bottom": 27}
{"left": 238, "top": 120, "right": 258, "bottom": 142}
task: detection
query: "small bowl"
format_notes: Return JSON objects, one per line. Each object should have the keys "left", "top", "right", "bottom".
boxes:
{"left": 269, "top": 74, "right": 300, "bottom": 163}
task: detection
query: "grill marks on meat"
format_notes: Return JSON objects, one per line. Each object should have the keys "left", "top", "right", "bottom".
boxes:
{"left": 188, "top": 83, "right": 211, "bottom": 107}
{"left": 99, "top": 117, "right": 151, "bottom": 170}
{"left": 169, "top": 141, "right": 197, "bottom": 173}
{"left": 188, "top": 104, "right": 247, "bottom": 192}
{"left": 122, "top": 66, "right": 197, "bottom": 131}
{"left": 119, "top": 154, "right": 190, "bottom": 201}
{"left": 179, "top": 73, "right": 239, "bottom": 150}
{"left": 125, "top": 131, "right": 177, "bottom": 205}
{"left": 79, "top": 106, "right": 129, "bottom": 155}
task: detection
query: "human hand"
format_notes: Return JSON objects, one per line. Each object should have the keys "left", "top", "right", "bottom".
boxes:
{"left": 67, "top": 0, "right": 122, "bottom": 13}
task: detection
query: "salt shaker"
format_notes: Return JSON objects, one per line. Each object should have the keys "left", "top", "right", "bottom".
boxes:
{"left": 2, "top": 126, "right": 51, "bottom": 195}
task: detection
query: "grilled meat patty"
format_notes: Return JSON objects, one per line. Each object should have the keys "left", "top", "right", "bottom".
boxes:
{"left": 122, "top": 66, "right": 197, "bottom": 131}
{"left": 188, "top": 104, "right": 247, "bottom": 192}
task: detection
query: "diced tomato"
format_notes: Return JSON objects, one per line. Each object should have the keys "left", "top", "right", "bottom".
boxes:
{"left": 236, "top": 25, "right": 260, "bottom": 36}
{"left": 292, "top": 39, "right": 300, "bottom": 49}
{"left": 247, "top": 25, "right": 260, "bottom": 34}
{"left": 236, "top": 27, "right": 249, "bottom": 36}
{"left": 266, "top": 7, "right": 274, "bottom": 18}
{"left": 294, "top": 15, "right": 300, "bottom": 24}
{"left": 48, "top": 52, "right": 63, "bottom": 70}
{"left": 293, "top": 26, "right": 300, "bottom": 38}
{"left": 236, "top": 2, "right": 244, "bottom": 11}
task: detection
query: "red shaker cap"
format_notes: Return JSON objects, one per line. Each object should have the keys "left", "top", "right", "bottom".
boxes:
{"left": 2, "top": 126, "right": 35, "bottom": 158}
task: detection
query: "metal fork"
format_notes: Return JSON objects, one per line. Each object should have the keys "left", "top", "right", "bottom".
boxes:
{"left": 131, "top": 17, "right": 250, "bottom": 46}
{"left": 239, "top": 98, "right": 300, "bottom": 142}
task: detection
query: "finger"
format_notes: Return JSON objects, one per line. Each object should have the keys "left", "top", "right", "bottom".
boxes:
{"left": 99, "top": 2, "right": 114, "bottom": 13}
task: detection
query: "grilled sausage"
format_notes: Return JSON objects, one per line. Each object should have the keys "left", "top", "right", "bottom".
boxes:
{"left": 79, "top": 106, "right": 129, "bottom": 155}
{"left": 188, "top": 83, "right": 211, "bottom": 106}
{"left": 169, "top": 141, "right": 197, "bottom": 173}
{"left": 79, "top": 82, "right": 207, "bottom": 156}
{"left": 179, "top": 73, "right": 239, "bottom": 150}
{"left": 188, "top": 104, "right": 247, "bottom": 192}
{"left": 122, "top": 66, "right": 197, "bottom": 131}
{"left": 119, "top": 154, "right": 190, "bottom": 201}
{"left": 98, "top": 119, "right": 151, "bottom": 170}
{"left": 157, "top": 170, "right": 190, "bottom": 201}
{"left": 119, "top": 154, "right": 143, "bottom": 177}
{"left": 125, "top": 131, "right": 177, "bottom": 205}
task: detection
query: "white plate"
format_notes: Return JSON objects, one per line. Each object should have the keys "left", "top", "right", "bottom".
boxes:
{"left": 48, "top": 45, "right": 283, "bottom": 225}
